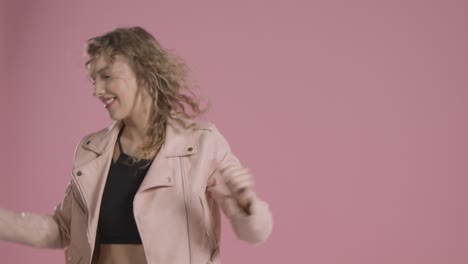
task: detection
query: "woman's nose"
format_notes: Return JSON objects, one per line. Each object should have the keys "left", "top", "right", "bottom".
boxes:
{"left": 92, "top": 82, "right": 105, "bottom": 97}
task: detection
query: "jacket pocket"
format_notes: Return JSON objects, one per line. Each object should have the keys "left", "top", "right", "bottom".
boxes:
{"left": 69, "top": 190, "right": 89, "bottom": 250}
{"left": 199, "top": 196, "right": 217, "bottom": 250}
{"left": 71, "top": 184, "right": 87, "bottom": 217}
{"left": 65, "top": 246, "right": 83, "bottom": 264}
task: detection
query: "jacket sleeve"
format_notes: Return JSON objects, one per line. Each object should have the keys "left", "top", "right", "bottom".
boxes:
{"left": 207, "top": 127, "right": 273, "bottom": 245}
{"left": 0, "top": 180, "right": 73, "bottom": 248}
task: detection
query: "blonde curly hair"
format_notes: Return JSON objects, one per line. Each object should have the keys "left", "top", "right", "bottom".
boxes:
{"left": 84, "top": 26, "right": 208, "bottom": 163}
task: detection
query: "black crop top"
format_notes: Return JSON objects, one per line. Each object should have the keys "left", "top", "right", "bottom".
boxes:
{"left": 97, "top": 124, "right": 153, "bottom": 244}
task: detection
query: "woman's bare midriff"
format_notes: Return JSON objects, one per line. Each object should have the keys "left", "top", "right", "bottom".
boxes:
{"left": 97, "top": 244, "right": 147, "bottom": 264}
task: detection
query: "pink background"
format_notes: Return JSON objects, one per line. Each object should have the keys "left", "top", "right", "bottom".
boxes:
{"left": 1, "top": 0, "right": 467, "bottom": 263}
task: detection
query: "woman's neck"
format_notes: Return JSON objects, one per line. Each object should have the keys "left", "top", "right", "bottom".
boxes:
{"left": 121, "top": 119, "right": 149, "bottom": 143}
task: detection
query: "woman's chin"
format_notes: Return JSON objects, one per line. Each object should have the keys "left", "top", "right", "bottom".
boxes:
{"left": 108, "top": 112, "right": 122, "bottom": 121}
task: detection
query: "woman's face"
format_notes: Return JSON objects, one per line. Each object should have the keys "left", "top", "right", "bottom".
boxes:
{"left": 89, "top": 54, "right": 151, "bottom": 121}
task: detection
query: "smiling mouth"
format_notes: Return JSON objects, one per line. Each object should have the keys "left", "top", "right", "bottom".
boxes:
{"left": 103, "top": 97, "right": 116, "bottom": 109}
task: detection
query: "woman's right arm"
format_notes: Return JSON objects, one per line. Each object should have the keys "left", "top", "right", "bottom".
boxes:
{"left": 0, "top": 180, "right": 74, "bottom": 248}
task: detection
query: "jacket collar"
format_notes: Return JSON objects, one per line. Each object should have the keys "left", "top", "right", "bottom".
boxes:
{"left": 82, "top": 116, "right": 198, "bottom": 158}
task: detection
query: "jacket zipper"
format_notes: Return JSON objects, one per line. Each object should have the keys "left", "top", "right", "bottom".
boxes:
{"left": 180, "top": 158, "right": 193, "bottom": 264}
{"left": 71, "top": 175, "right": 93, "bottom": 262}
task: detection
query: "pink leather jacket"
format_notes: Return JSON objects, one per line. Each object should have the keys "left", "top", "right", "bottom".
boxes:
{"left": 0, "top": 117, "right": 273, "bottom": 264}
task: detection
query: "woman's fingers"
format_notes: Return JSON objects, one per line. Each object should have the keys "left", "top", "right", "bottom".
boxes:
{"left": 220, "top": 164, "right": 244, "bottom": 177}
{"left": 223, "top": 168, "right": 254, "bottom": 192}
{"left": 230, "top": 177, "right": 254, "bottom": 193}
{"left": 222, "top": 166, "right": 251, "bottom": 180}
{"left": 219, "top": 165, "right": 257, "bottom": 214}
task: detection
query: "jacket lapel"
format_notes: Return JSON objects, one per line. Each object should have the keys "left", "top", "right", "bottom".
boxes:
{"left": 72, "top": 121, "right": 120, "bottom": 245}
{"left": 138, "top": 117, "right": 198, "bottom": 192}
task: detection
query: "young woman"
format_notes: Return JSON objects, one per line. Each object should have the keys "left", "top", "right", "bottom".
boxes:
{"left": 0, "top": 27, "right": 273, "bottom": 264}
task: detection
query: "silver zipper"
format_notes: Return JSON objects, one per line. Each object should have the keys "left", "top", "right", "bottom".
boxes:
{"left": 180, "top": 158, "right": 193, "bottom": 264}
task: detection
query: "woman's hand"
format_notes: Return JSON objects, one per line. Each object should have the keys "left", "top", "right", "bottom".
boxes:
{"left": 220, "top": 165, "right": 256, "bottom": 215}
